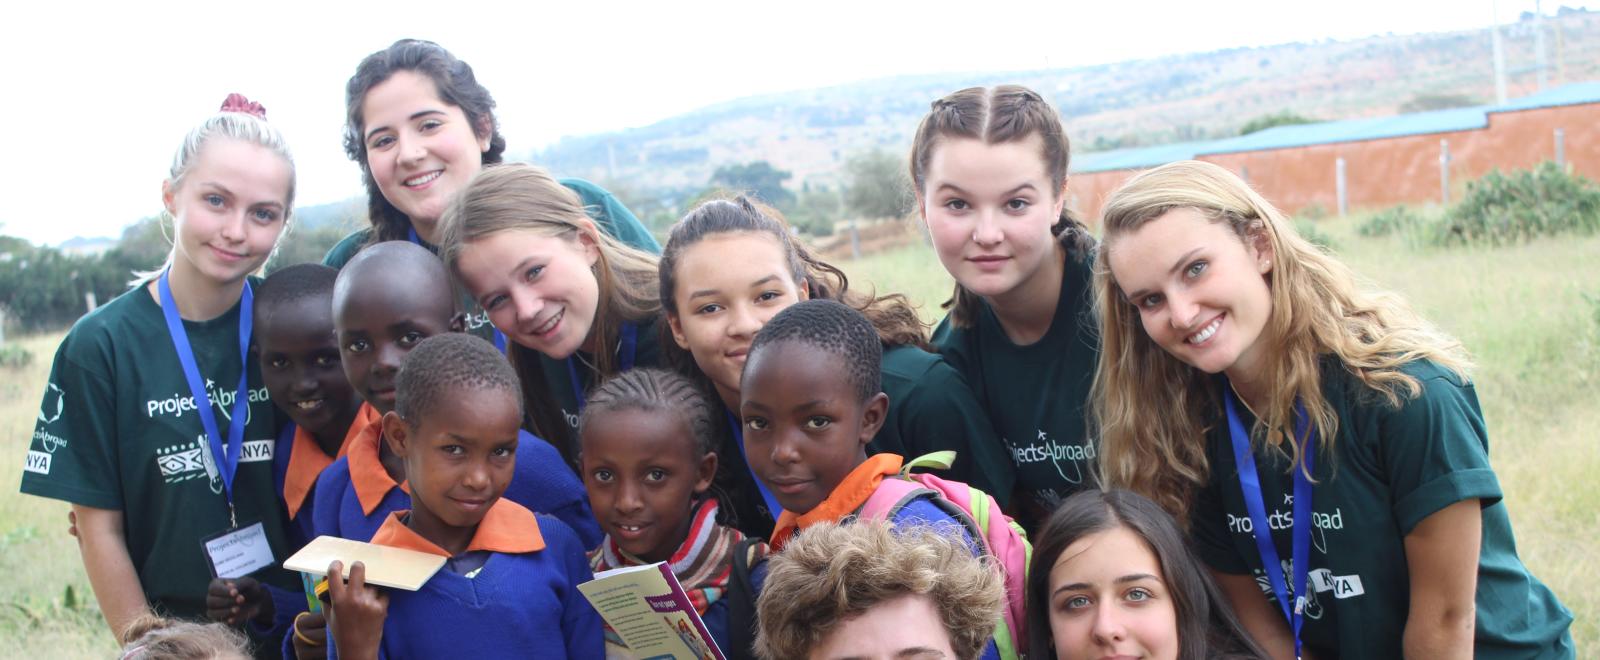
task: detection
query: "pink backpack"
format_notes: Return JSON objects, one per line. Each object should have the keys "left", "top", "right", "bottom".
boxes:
{"left": 856, "top": 451, "right": 1031, "bottom": 660}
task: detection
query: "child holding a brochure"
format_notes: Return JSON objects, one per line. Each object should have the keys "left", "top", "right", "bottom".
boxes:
{"left": 579, "top": 367, "right": 768, "bottom": 657}
{"left": 324, "top": 333, "right": 602, "bottom": 658}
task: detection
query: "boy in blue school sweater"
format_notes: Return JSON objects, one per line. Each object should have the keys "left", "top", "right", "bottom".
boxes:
{"left": 297, "top": 242, "right": 599, "bottom": 655}
{"left": 734, "top": 300, "right": 1001, "bottom": 659}
{"left": 325, "top": 333, "right": 602, "bottom": 658}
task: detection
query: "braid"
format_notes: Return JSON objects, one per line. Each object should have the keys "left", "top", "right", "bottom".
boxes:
{"left": 581, "top": 368, "right": 719, "bottom": 457}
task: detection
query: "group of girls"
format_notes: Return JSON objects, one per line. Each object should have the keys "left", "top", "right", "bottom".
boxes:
{"left": 21, "top": 35, "right": 1574, "bottom": 660}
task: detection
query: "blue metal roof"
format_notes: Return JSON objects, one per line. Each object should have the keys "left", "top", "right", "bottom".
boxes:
{"left": 1071, "top": 81, "right": 1600, "bottom": 174}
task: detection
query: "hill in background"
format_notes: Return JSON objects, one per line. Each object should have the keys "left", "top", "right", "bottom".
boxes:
{"left": 531, "top": 9, "right": 1600, "bottom": 204}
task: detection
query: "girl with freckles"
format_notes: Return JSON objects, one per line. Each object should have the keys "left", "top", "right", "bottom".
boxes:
{"left": 1093, "top": 160, "right": 1572, "bottom": 659}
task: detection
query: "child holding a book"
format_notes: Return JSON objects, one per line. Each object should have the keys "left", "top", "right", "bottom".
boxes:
{"left": 205, "top": 263, "right": 369, "bottom": 651}
{"left": 324, "top": 333, "right": 602, "bottom": 658}
{"left": 580, "top": 367, "right": 768, "bottom": 657}
{"left": 310, "top": 240, "right": 598, "bottom": 547}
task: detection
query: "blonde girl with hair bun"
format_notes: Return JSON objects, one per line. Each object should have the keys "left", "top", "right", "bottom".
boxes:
{"left": 1094, "top": 160, "right": 1573, "bottom": 659}
{"left": 20, "top": 95, "right": 304, "bottom": 644}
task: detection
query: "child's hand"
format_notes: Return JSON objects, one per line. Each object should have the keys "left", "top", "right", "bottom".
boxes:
{"left": 205, "top": 576, "right": 275, "bottom": 627}
{"left": 292, "top": 611, "right": 329, "bottom": 660}
{"left": 67, "top": 509, "right": 78, "bottom": 541}
{"left": 326, "top": 561, "right": 387, "bottom": 660}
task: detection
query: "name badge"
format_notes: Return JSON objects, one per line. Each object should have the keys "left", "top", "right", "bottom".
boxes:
{"left": 202, "top": 521, "right": 276, "bottom": 579}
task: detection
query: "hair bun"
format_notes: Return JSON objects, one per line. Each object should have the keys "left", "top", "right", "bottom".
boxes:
{"left": 219, "top": 93, "right": 267, "bottom": 119}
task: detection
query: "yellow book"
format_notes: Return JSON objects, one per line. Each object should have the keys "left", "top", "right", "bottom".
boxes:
{"left": 284, "top": 535, "right": 446, "bottom": 592}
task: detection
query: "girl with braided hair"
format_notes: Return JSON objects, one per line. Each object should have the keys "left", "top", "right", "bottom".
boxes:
{"left": 578, "top": 367, "right": 766, "bottom": 657}
{"left": 911, "top": 85, "right": 1101, "bottom": 532}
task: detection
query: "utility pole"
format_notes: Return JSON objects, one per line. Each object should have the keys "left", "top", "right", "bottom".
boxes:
{"left": 1492, "top": 0, "right": 1508, "bottom": 104}
{"left": 1535, "top": 0, "right": 1548, "bottom": 90}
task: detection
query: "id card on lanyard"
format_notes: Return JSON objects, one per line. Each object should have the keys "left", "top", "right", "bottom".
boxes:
{"left": 1222, "top": 378, "right": 1314, "bottom": 660}
{"left": 565, "top": 321, "right": 639, "bottom": 412}
{"left": 159, "top": 270, "right": 275, "bottom": 579}
{"left": 410, "top": 226, "right": 509, "bottom": 353}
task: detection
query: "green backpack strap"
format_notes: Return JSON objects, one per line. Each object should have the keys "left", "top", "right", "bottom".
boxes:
{"left": 901, "top": 450, "right": 958, "bottom": 474}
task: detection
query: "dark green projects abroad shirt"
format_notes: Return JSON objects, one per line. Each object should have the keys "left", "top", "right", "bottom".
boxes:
{"left": 932, "top": 250, "right": 1100, "bottom": 531}
{"left": 872, "top": 344, "right": 1017, "bottom": 504}
{"left": 1190, "top": 358, "right": 1574, "bottom": 659}
{"left": 19, "top": 282, "right": 298, "bottom": 620}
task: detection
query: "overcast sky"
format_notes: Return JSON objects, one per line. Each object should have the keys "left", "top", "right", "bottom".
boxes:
{"left": 0, "top": 0, "right": 1571, "bottom": 245}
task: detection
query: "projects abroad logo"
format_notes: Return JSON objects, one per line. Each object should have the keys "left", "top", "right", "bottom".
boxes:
{"left": 465, "top": 311, "right": 494, "bottom": 332}
{"left": 34, "top": 382, "right": 68, "bottom": 453}
{"left": 1005, "top": 429, "right": 1095, "bottom": 485}
{"left": 145, "top": 383, "right": 270, "bottom": 422}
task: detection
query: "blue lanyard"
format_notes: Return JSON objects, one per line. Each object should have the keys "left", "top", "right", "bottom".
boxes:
{"left": 725, "top": 409, "right": 783, "bottom": 520}
{"left": 1223, "top": 381, "right": 1314, "bottom": 660}
{"left": 565, "top": 321, "right": 638, "bottom": 412}
{"left": 410, "top": 226, "right": 508, "bottom": 352}
{"left": 158, "top": 270, "right": 253, "bottom": 515}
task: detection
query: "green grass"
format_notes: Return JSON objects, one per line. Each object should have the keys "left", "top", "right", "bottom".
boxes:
{"left": 0, "top": 332, "right": 118, "bottom": 658}
{"left": 837, "top": 222, "right": 1597, "bottom": 650}
{"left": 3, "top": 225, "right": 1594, "bottom": 653}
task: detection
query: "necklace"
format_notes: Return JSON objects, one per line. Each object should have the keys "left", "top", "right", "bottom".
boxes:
{"left": 1227, "top": 381, "right": 1285, "bottom": 447}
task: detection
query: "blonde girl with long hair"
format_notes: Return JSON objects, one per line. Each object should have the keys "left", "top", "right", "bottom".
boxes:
{"left": 438, "top": 163, "right": 664, "bottom": 466}
{"left": 1094, "top": 160, "right": 1572, "bottom": 659}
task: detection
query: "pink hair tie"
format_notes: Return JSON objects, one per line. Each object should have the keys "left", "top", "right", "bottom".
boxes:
{"left": 219, "top": 93, "right": 267, "bottom": 119}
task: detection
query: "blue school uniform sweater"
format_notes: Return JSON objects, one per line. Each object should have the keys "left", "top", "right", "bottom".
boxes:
{"left": 309, "top": 419, "right": 601, "bottom": 546}
{"left": 327, "top": 503, "right": 603, "bottom": 659}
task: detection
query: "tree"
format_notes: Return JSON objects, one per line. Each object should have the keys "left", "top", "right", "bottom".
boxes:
{"left": 787, "top": 184, "right": 841, "bottom": 237}
{"left": 1238, "top": 111, "right": 1317, "bottom": 136}
{"left": 709, "top": 161, "right": 794, "bottom": 208}
{"left": 843, "top": 150, "right": 909, "bottom": 220}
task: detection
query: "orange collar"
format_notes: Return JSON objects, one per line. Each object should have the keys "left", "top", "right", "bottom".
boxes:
{"left": 770, "top": 453, "right": 902, "bottom": 550}
{"left": 347, "top": 405, "right": 408, "bottom": 515}
{"left": 283, "top": 405, "right": 377, "bottom": 519}
{"left": 370, "top": 499, "right": 545, "bottom": 556}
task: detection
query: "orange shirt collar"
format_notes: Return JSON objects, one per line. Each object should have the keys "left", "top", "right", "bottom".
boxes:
{"left": 369, "top": 499, "right": 546, "bottom": 557}
{"left": 283, "top": 405, "right": 378, "bottom": 519}
{"left": 770, "top": 453, "right": 902, "bottom": 550}
{"left": 347, "top": 404, "right": 408, "bottom": 515}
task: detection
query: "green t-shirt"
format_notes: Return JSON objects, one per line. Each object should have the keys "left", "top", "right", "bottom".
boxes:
{"left": 18, "top": 282, "right": 298, "bottom": 620}
{"left": 538, "top": 314, "right": 664, "bottom": 436}
{"left": 931, "top": 250, "right": 1100, "bottom": 530}
{"left": 874, "top": 344, "right": 1017, "bottom": 504}
{"left": 321, "top": 177, "right": 663, "bottom": 345}
{"left": 1191, "top": 359, "right": 1574, "bottom": 659}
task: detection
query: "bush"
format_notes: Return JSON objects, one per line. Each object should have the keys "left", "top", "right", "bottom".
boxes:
{"left": 1294, "top": 219, "right": 1336, "bottom": 251}
{"left": 0, "top": 344, "right": 33, "bottom": 369}
{"left": 1358, "top": 205, "right": 1426, "bottom": 237}
{"left": 1297, "top": 202, "right": 1328, "bottom": 221}
{"left": 1433, "top": 162, "right": 1600, "bottom": 246}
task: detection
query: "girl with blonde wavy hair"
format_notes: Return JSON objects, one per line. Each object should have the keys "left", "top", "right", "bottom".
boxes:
{"left": 438, "top": 163, "right": 664, "bottom": 466}
{"left": 1093, "top": 160, "right": 1571, "bottom": 659}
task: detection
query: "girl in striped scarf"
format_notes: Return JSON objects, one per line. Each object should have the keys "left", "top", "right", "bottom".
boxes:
{"left": 580, "top": 367, "right": 768, "bottom": 657}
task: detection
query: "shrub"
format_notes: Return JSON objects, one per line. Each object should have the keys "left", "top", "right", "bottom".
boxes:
{"left": 1293, "top": 219, "right": 1336, "bottom": 251}
{"left": 1434, "top": 162, "right": 1600, "bottom": 246}
{"left": 1358, "top": 205, "right": 1426, "bottom": 237}
{"left": 0, "top": 344, "right": 32, "bottom": 369}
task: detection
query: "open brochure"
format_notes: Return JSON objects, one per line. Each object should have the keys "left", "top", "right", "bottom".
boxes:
{"left": 579, "top": 562, "right": 725, "bottom": 660}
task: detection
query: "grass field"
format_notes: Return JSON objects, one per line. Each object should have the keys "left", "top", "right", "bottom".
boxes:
{"left": 1, "top": 216, "right": 1593, "bottom": 655}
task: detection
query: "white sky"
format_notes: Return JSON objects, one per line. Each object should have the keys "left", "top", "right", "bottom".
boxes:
{"left": 0, "top": 0, "right": 1569, "bottom": 245}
